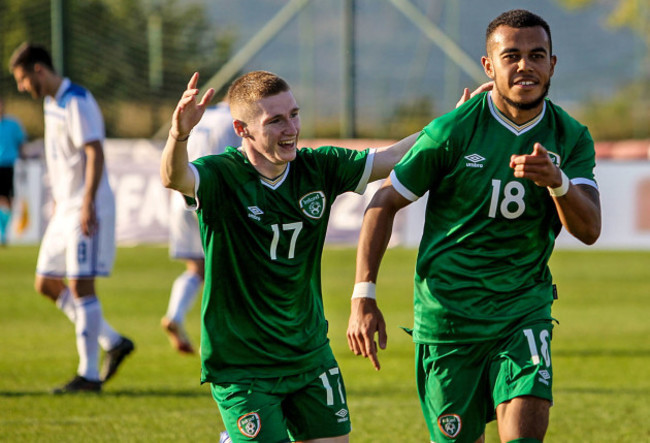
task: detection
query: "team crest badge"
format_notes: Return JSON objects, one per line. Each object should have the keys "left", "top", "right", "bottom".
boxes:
{"left": 237, "top": 412, "right": 261, "bottom": 438}
{"left": 547, "top": 151, "right": 561, "bottom": 167}
{"left": 299, "top": 191, "right": 326, "bottom": 219}
{"left": 438, "top": 414, "right": 462, "bottom": 438}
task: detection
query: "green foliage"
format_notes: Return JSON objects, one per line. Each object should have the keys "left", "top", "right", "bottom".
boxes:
{"left": 1, "top": 246, "right": 649, "bottom": 441}
{"left": 577, "top": 81, "right": 650, "bottom": 140}
{"left": 384, "top": 96, "right": 435, "bottom": 139}
{"left": 0, "top": 0, "right": 233, "bottom": 137}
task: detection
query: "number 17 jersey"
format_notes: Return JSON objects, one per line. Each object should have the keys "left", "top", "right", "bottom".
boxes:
{"left": 391, "top": 92, "right": 597, "bottom": 344}
{"left": 189, "top": 145, "right": 373, "bottom": 384}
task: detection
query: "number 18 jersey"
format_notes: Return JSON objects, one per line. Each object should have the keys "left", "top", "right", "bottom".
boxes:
{"left": 391, "top": 92, "right": 597, "bottom": 344}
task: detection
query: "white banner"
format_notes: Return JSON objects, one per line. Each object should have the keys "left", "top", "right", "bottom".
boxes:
{"left": 11, "top": 139, "right": 650, "bottom": 250}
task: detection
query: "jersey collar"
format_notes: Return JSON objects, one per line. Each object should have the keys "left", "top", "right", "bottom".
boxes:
{"left": 237, "top": 146, "right": 291, "bottom": 190}
{"left": 260, "top": 162, "right": 290, "bottom": 190}
{"left": 487, "top": 91, "right": 546, "bottom": 136}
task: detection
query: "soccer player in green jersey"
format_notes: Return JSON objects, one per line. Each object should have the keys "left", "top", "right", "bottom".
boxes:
{"left": 161, "top": 68, "right": 476, "bottom": 442}
{"left": 347, "top": 9, "right": 601, "bottom": 443}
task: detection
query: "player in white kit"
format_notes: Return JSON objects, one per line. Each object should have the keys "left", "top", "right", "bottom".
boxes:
{"left": 162, "top": 100, "right": 240, "bottom": 353}
{"left": 10, "top": 43, "right": 134, "bottom": 393}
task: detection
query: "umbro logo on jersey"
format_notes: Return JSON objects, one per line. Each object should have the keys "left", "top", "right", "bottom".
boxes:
{"left": 248, "top": 206, "right": 263, "bottom": 221}
{"left": 465, "top": 153, "right": 485, "bottom": 168}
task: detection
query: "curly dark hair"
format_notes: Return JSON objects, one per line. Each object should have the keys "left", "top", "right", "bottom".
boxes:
{"left": 486, "top": 9, "right": 552, "bottom": 54}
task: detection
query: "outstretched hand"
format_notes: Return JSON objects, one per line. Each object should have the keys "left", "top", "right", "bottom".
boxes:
{"left": 347, "top": 298, "right": 387, "bottom": 371}
{"left": 171, "top": 72, "right": 215, "bottom": 139}
{"left": 510, "top": 142, "right": 563, "bottom": 188}
{"left": 456, "top": 81, "right": 494, "bottom": 108}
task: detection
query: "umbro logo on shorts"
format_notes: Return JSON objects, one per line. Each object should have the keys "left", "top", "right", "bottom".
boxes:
{"left": 335, "top": 408, "right": 349, "bottom": 423}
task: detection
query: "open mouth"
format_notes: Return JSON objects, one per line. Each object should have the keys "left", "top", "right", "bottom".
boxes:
{"left": 278, "top": 139, "right": 296, "bottom": 148}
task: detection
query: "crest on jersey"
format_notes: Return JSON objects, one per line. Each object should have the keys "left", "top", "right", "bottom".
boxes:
{"left": 438, "top": 414, "right": 462, "bottom": 438}
{"left": 237, "top": 412, "right": 261, "bottom": 438}
{"left": 299, "top": 191, "right": 326, "bottom": 219}
{"left": 547, "top": 151, "right": 561, "bottom": 167}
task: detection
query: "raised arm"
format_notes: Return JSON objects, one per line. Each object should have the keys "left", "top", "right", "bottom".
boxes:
{"left": 369, "top": 82, "right": 494, "bottom": 182}
{"left": 347, "top": 178, "right": 411, "bottom": 370}
{"left": 510, "top": 142, "right": 601, "bottom": 244}
{"left": 368, "top": 133, "right": 419, "bottom": 182}
{"left": 161, "top": 72, "right": 215, "bottom": 196}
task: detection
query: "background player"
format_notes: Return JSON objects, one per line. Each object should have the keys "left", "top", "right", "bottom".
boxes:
{"left": 161, "top": 98, "right": 240, "bottom": 354}
{"left": 347, "top": 9, "right": 601, "bottom": 443}
{"left": 10, "top": 43, "right": 134, "bottom": 394}
{"left": 0, "top": 97, "right": 26, "bottom": 246}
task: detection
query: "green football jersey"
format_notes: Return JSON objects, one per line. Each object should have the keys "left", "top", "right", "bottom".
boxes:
{"left": 392, "top": 92, "right": 597, "bottom": 344}
{"left": 190, "top": 145, "right": 373, "bottom": 383}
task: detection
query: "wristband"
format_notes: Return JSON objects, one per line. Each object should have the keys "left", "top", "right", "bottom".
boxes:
{"left": 548, "top": 169, "right": 570, "bottom": 197}
{"left": 351, "top": 282, "right": 376, "bottom": 300}
{"left": 169, "top": 130, "right": 190, "bottom": 142}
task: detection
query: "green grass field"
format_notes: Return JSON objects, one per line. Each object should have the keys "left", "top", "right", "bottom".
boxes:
{"left": 1, "top": 246, "right": 649, "bottom": 442}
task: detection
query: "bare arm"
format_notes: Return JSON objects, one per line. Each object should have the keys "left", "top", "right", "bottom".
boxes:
{"left": 510, "top": 142, "right": 601, "bottom": 244}
{"left": 160, "top": 72, "right": 215, "bottom": 196}
{"left": 347, "top": 178, "right": 411, "bottom": 370}
{"left": 81, "top": 140, "right": 104, "bottom": 236}
{"left": 551, "top": 183, "right": 601, "bottom": 244}
{"left": 368, "top": 82, "right": 494, "bottom": 182}
{"left": 369, "top": 133, "right": 419, "bottom": 182}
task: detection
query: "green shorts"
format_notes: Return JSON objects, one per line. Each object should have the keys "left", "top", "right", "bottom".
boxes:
{"left": 211, "top": 361, "right": 351, "bottom": 442}
{"left": 416, "top": 320, "right": 554, "bottom": 443}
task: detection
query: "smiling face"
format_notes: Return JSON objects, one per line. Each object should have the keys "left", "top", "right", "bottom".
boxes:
{"left": 482, "top": 25, "right": 556, "bottom": 123}
{"left": 236, "top": 89, "right": 301, "bottom": 178}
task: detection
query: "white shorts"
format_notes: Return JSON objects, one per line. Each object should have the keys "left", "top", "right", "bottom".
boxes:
{"left": 36, "top": 204, "right": 116, "bottom": 279}
{"left": 169, "top": 193, "right": 204, "bottom": 260}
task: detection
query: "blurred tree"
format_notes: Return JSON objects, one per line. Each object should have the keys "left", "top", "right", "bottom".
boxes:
{"left": 555, "top": 0, "right": 646, "bottom": 31}
{"left": 0, "top": 0, "right": 233, "bottom": 137}
{"left": 556, "top": 0, "right": 649, "bottom": 140}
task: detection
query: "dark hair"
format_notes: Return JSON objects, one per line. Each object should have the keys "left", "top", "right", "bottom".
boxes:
{"left": 486, "top": 9, "right": 552, "bottom": 54}
{"left": 8, "top": 42, "right": 55, "bottom": 73}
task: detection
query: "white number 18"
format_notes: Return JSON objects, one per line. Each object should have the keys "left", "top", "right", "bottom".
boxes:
{"left": 489, "top": 179, "right": 526, "bottom": 219}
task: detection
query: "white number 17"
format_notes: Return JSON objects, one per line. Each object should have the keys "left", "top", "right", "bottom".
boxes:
{"left": 270, "top": 222, "right": 303, "bottom": 260}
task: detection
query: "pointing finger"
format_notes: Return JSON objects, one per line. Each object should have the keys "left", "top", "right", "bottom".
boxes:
{"left": 532, "top": 142, "right": 547, "bottom": 156}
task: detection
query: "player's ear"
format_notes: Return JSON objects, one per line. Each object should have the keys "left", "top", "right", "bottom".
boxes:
{"left": 549, "top": 54, "right": 557, "bottom": 77}
{"left": 481, "top": 56, "right": 494, "bottom": 79}
{"left": 233, "top": 120, "right": 248, "bottom": 138}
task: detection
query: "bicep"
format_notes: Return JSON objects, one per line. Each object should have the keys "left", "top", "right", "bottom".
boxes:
{"left": 576, "top": 183, "right": 601, "bottom": 211}
{"left": 367, "top": 177, "right": 412, "bottom": 214}
{"left": 368, "top": 133, "right": 419, "bottom": 182}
